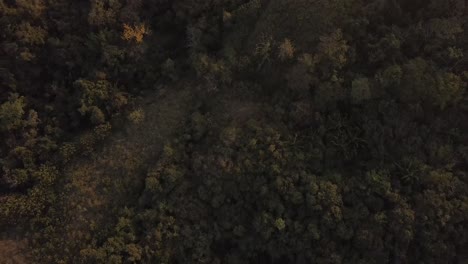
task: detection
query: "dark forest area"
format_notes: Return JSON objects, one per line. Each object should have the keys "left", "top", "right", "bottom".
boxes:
{"left": 1, "top": 0, "right": 468, "bottom": 263}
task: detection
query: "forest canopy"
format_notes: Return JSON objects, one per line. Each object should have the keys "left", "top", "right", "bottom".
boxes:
{"left": 0, "top": 0, "right": 468, "bottom": 263}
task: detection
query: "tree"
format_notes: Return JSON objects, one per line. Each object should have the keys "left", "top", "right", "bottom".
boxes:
{"left": 351, "top": 77, "right": 371, "bottom": 104}
{"left": 122, "top": 23, "right": 150, "bottom": 43}
{"left": 278, "top": 38, "right": 295, "bottom": 60}
{"left": 0, "top": 94, "right": 26, "bottom": 131}
{"left": 88, "top": 0, "right": 122, "bottom": 26}
{"left": 316, "top": 29, "right": 349, "bottom": 76}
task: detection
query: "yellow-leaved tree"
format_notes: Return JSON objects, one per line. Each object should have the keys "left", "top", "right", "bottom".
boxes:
{"left": 122, "top": 23, "right": 150, "bottom": 43}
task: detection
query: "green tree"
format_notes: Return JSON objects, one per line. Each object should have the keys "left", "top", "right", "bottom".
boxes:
{"left": 0, "top": 94, "right": 26, "bottom": 131}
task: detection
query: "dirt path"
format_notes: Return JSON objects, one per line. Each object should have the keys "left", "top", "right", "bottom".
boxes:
{"left": 59, "top": 87, "right": 194, "bottom": 260}
{"left": 0, "top": 86, "right": 194, "bottom": 263}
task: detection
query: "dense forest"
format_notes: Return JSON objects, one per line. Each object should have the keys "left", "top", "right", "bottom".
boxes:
{"left": 1, "top": 0, "right": 468, "bottom": 263}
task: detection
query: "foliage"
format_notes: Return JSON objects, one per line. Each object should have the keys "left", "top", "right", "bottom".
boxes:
{"left": 1, "top": 0, "right": 468, "bottom": 263}
{"left": 122, "top": 23, "right": 150, "bottom": 43}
